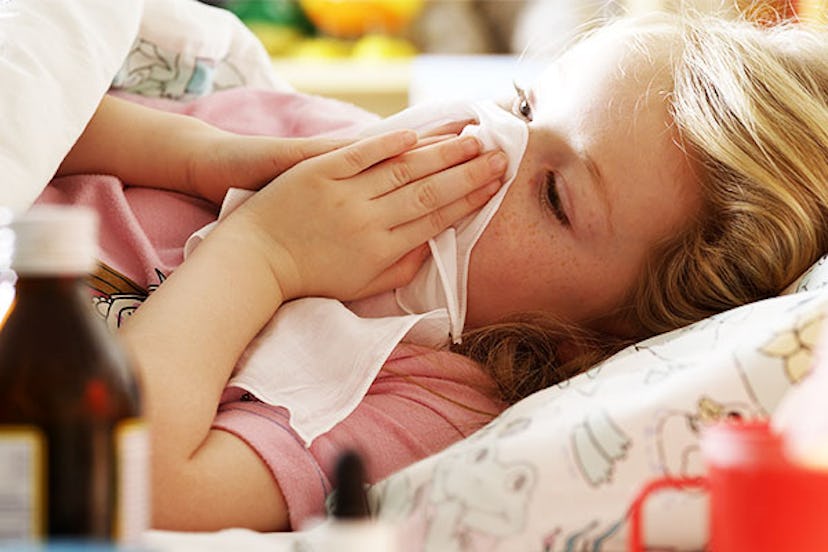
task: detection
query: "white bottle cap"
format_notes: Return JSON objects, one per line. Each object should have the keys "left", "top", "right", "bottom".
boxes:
{"left": 9, "top": 205, "right": 98, "bottom": 275}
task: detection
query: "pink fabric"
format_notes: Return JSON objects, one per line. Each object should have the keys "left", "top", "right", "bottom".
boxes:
{"left": 38, "top": 177, "right": 216, "bottom": 289}
{"left": 108, "top": 87, "right": 380, "bottom": 137}
{"left": 36, "top": 87, "right": 503, "bottom": 530}
{"left": 213, "top": 343, "right": 501, "bottom": 529}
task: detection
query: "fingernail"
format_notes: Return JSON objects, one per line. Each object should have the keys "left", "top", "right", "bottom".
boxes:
{"left": 401, "top": 130, "right": 418, "bottom": 146}
{"left": 489, "top": 152, "right": 507, "bottom": 172}
{"left": 461, "top": 136, "right": 480, "bottom": 155}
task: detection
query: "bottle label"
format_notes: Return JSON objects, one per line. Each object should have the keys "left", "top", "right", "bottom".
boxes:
{"left": 0, "top": 426, "right": 45, "bottom": 539}
{"left": 0, "top": 421, "right": 147, "bottom": 543}
{"left": 114, "top": 418, "right": 149, "bottom": 543}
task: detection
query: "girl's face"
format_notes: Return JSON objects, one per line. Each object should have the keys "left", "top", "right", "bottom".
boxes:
{"left": 465, "top": 28, "right": 700, "bottom": 333}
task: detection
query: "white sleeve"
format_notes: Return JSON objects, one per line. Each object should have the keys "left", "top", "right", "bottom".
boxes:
{"left": 0, "top": 0, "right": 144, "bottom": 214}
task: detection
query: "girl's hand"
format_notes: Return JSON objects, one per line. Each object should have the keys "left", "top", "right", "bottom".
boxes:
{"left": 224, "top": 129, "right": 508, "bottom": 301}
{"left": 186, "top": 119, "right": 479, "bottom": 206}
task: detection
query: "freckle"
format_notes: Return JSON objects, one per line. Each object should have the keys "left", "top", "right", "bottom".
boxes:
{"left": 525, "top": 220, "right": 541, "bottom": 235}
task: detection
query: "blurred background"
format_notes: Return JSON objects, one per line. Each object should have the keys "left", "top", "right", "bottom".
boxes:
{"left": 194, "top": 1, "right": 811, "bottom": 115}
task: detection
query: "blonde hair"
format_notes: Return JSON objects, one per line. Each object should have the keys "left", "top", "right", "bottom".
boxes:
{"left": 456, "top": 13, "right": 828, "bottom": 404}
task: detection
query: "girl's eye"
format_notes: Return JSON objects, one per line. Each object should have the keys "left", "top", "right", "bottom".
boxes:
{"left": 544, "top": 172, "right": 570, "bottom": 226}
{"left": 513, "top": 84, "right": 533, "bottom": 121}
{"left": 518, "top": 98, "right": 532, "bottom": 120}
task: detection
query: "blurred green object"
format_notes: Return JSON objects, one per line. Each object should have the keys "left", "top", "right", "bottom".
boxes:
{"left": 225, "top": 0, "right": 315, "bottom": 33}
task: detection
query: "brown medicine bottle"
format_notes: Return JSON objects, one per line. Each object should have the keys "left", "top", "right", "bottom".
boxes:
{"left": 0, "top": 205, "right": 148, "bottom": 545}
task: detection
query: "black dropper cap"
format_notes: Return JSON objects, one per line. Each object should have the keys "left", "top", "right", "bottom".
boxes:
{"left": 332, "top": 450, "right": 370, "bottom": 519}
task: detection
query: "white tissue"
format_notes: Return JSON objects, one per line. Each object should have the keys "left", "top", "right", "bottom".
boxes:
{"left": 392, "top": 101, "right": 527, "bottom": 342}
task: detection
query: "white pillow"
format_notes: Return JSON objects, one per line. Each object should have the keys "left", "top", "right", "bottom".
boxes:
{"left": 0, "top": 0, "right": 143, "bottom": 213}
{"left": 367, "top": 256, "right": 828, "bottom": 551}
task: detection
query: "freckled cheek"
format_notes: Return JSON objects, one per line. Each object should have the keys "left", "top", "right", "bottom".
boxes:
{"left": 495, "top": 204, "right": 549, "bottom": 269}
{"left": 467, "top": 218, "right": 510, "bottom": 283}
{"left": 463, "top": 215, "right": 519, "bottom": 324}
{"left": 469, "top": 209, "right": 549, "bottom": 290}
{"left": 483, "top": 208, "right": 589, "bottom": 305}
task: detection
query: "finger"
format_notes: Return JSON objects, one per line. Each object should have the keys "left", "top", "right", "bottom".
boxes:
{"left": 314, "top": 129, "right": 418, "bottom": 178}
{"left": 360, "top": 135, "right": 483, "bottom": 199}
{"left": 412, "top": 134, "right": 457, "bottom": 149}
{"left": 390, "top": 178, "right": 504, "bottom": 248}
{"left": 380, "top": 151, "right": 507, "bottom": 227}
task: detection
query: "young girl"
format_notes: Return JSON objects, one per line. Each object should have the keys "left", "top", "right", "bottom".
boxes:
{"left": 43, "top": 10, "right": 828, "bottom": 534}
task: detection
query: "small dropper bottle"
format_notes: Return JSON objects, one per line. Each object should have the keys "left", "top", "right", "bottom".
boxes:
{"left": 319, "top": 450, "right": 396, "bottom": 551}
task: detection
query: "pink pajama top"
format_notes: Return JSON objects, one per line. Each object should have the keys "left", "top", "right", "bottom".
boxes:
{"left": 36, "top": 88, "right": 504, "bottom": 529}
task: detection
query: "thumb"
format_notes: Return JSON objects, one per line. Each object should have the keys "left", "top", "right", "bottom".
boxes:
{"left": 351, "top": 244, "right": 431, "bottom": 300}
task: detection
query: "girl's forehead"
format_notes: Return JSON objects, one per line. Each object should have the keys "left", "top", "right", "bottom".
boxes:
{"left": 547, "top": 28, "right": 674, "bottom": 99}
{"left": 536, "top": 34, "right": 665, "bottom": 94}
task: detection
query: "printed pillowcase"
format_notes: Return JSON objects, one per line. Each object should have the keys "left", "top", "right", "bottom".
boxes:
{"left": 0, "top": 0, "right": 142, "bottom": 213}
{"left": 112, "top": 0, "right": 294, "bottom": 102}
{"left": 784, "top": 253, "right": 828, "bottom": 295}
{"left": 367, "top": 254, "right": 828, "bottom": 551}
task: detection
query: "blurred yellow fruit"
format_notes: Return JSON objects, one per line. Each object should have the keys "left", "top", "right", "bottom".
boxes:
{"left": 287, "top": 37, "right": 353, "bottom": 58}
{"left": 299, "top": 0, "right": 423, "bottom": 38}
{"left": 247, "top": 23, "right": 304, "bottom": 56}
{"left": 352, "top": 34, "right": 417, "bottom": 59}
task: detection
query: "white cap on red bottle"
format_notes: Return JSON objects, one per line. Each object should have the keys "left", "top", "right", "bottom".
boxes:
{"left": 10, "top": 205, "right": 98, "bottom": 275}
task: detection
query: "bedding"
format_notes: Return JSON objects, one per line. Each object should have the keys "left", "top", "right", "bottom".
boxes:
{"left": 0, "top": 0, "right": 291, "bottom": 215}
{"left": 0, "top": 0, "right": 142, "bottom": 213}
{"left": 364, "top": 274, "right": 828, "bottom": 551}
{"left": 8, "top": 1, "right": 828, "bottom": 550}
{"left": 112, "top": 0, "right": 292, "bottom": 100}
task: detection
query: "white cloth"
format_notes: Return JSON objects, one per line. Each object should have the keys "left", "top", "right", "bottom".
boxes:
{"left": 186, "top": 100, "right": 528, "bottom": 444}
{"left": 0, "top": 0, "right": 143, "bottom": 213}
{"left": 0, "top": 0, "right": 281, "bottom": 215}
